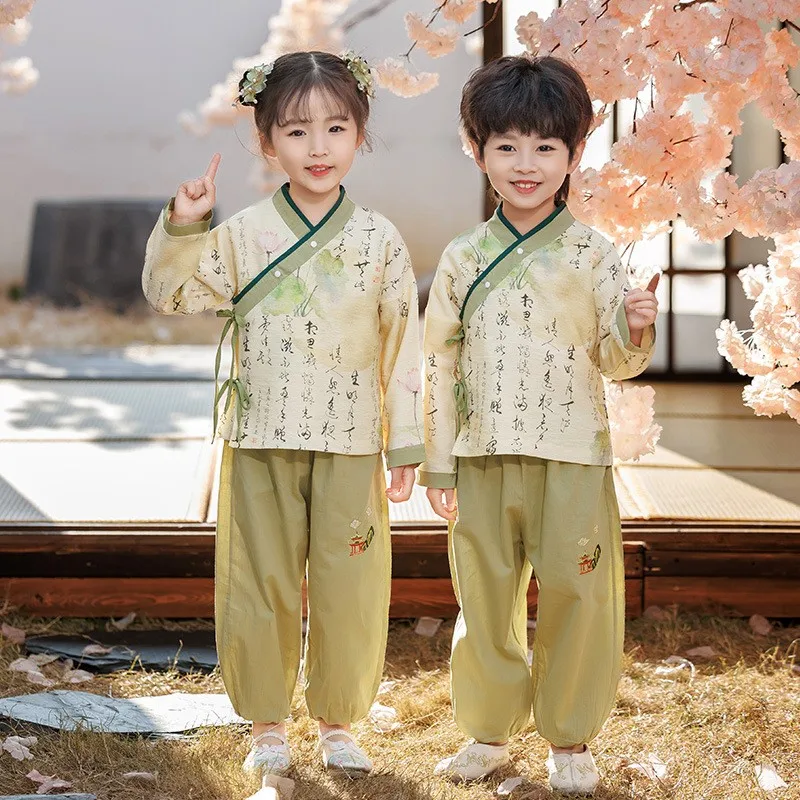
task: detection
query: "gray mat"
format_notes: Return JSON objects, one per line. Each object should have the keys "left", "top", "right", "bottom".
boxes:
{"left": 0, "top": 691, "right": 244, "bottom": 734}
{"left": 0, "top": 440, "right": 215, "bottom": 522}
{"left": 0, "top": 380, "right": 212, "bottom": 441}
{"left": 0, "top": 795, "right": 96, "bottom": 799}
{"left": 0, "top": 346, "right": 225, "bottom": 381}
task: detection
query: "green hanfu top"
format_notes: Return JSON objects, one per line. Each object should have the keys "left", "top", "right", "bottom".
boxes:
{"left": 142, "top": 184, "right": 425, "bottom": 469}
{"left": 418, "top": 203, "right": 655, "bottom": 489}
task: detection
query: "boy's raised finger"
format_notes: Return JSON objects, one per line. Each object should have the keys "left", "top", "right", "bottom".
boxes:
{"left": 204, "top": 152, "right": 222, "bottom": 182}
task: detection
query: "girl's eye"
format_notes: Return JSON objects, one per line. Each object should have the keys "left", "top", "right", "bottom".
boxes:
{"left": 288, "top": 129, "right": 305, "bottom": 137}
{"left": 329, "top": 125, "right": 345, "bottom": 133}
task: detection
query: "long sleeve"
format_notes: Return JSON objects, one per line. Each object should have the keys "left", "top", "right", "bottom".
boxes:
{"left": 593, "top": 246, "right": 655, "bottom": 381}
{"left": 142, "top": 199, "right": 237, "bottom": 315}
{"left": 378, "top": 229, "right": 426, "bottom": 468}
{"left": 418, "top": 251, "right": 462, "bottom": 489}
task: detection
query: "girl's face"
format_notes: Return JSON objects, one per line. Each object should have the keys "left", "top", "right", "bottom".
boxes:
{"left": 473, "top": 130, "right": 584, "bottom": 220}
{"left": 262, "top": 87, "right": 364, "bottom": 200}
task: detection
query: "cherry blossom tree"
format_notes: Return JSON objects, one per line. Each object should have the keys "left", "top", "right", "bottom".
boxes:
{"left": 185, "top": 0, "right": 799, "bottom": 436}
{"left": 0, "top": 0, "right": 38, "bottom": 93}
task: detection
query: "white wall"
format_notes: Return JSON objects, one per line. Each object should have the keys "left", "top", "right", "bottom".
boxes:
{"left": 0, "top": 0, "right": 482, "bottom": 283}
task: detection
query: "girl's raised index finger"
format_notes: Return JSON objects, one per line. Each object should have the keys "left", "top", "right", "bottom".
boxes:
{"left": 204, "top": 153, "right": 221, "bottom": 181}
{"left": 645, "top": 273, "right": 661, "bottom": 294}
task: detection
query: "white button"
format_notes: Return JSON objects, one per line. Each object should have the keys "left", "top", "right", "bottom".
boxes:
{"left": 484, "top": 281, "right": 491, "bottom": 288}
{"left": 274, "top": 270, "right": 282, "bottom": 277}
{"left": 310, "top": 241, "right": 318, "bottom": 248}
{"left": 516, "top": 247, "right": 524, "bottom": 254}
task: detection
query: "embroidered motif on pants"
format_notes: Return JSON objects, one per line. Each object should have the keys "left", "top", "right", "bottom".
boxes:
{"left": 349, "top": 525, "right": 375, "bottom": 556}
{"left": 578, "top": 544, "right": 601, "bottom": 575}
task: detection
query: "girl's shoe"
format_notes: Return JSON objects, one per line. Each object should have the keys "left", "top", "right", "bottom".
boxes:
{"left": 546, "top": 745, "right": 600, "bottom": 795}
{"left": 433, "top": 740, "right": 510, "bottom": 782}
{"left": 243, "top": 729, "right": 291, "bottom": 777}
{"left": 319, "top": 729, "right": 373, "bottom": 774}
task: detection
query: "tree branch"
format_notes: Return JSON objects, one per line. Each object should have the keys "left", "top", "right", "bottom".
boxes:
{"left": 465, "top": 0, "right": 502, "bottom": 38}
{"left": 340, "top": 0, "right": 398, "bottom": 33}
{"left": 673, "top": 0, "right": 717, "bottom": 10}
{"left": 403, "top": 1, "right": 447, "bottom": 59}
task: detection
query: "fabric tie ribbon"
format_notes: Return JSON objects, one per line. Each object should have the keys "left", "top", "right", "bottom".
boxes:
{"left": 213, "top": 308, "right": 250, "bottom": 436}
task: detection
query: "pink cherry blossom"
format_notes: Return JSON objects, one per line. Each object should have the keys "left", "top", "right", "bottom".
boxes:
{"left": 404, "top": 13, "right": 459, "bottom": 59}
{"left": 373, "top": 58, "right": 439, "bottom": 98}
{"left": 605, "top": 382, "right": 662, "bottom": 462}
{"left": 441, "top": 0, "right": 480, "bottom": 25}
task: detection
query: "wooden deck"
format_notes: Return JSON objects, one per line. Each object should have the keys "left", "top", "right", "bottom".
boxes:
{"left": 1, "top": 347, "right": 798, "bottom": 618}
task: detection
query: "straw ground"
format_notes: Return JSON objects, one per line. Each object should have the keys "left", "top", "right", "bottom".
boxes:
{"left": 0, "top": 610, "right": 798, "bottom": 799}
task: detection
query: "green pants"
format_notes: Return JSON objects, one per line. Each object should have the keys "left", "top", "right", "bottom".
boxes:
{"left": 215, "top": 445, "right": 391, "bottom": 724}
{"left": 449, "top": 455, "right": 624, "bottom": 747}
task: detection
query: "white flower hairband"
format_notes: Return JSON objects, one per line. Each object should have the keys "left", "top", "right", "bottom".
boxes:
{"left": 237, "top": 52, "right": 374, "bottom": 107}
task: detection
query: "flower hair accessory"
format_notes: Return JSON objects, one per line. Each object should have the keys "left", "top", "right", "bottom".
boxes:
{"left": 238, "top": 62, "right": 274, "bottom": 106}
{"left": 342, "top": 51, "right": 375, "bottom": 98}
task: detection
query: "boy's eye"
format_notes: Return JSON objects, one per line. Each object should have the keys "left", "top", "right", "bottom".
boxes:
{"left": 539, "top": 145, "right": 555, "bottom": 152}
{"left": 288, "top": 129, "right": 305, "bottom": 137}
{"left": 498, "top": 144, "right": 515, "bottom": 152}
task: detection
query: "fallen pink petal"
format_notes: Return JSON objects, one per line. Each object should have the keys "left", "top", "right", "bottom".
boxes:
{"left": 1, "top": 623, "right": 26, "bottom": 645}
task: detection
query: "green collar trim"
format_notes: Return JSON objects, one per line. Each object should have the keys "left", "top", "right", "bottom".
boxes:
{"left": 462, "top": 202, "right": 575, "bottom": 323}
{"left": 489, "top": 202, "right": 572, "bottom": 247}
{"left": 272, "top": 183, "right": 345, "bottom": 239}
{"left": 233, "top": 185, "right": 350, "bottom": 306}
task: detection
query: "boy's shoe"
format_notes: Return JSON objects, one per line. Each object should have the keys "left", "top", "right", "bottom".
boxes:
{"left": 546, "top": 745, "right": 600, "bottom": 795}
{"left": 243, "top": 729, "right": 291, "bottom": 777}
{"left": 434, "top": 740, "right": 510, "bottom": 782}
{"left": 319, "top": 729, "right": 373, "bottom": 774}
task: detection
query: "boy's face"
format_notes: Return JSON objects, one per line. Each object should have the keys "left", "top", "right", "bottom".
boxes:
{"left": 473, "top": 130, "right": 584, "bottom": 220}
{"left": 261, "top": 87, "right": 364, "bottom": 200}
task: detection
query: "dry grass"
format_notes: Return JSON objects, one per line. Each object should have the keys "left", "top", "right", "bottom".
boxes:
{"left": 0, "top": 290, "right": 219, "bottom": 347}
{"left": 0, "top": 610, "right": 799, "bottom": 799}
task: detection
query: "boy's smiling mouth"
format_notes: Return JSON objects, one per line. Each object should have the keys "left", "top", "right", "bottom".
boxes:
{"left": 511, "top": 180, "right": 541, "bottom": 195}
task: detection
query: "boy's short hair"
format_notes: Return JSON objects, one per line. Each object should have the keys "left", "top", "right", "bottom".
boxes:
{"left": 460, "top": 55, "right": 594, "bottom": 203}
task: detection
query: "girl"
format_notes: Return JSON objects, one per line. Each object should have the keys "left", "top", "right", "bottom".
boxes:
{"left": 420, "top": 55, "right": 658, "bottom": 794}
{"left": 143, "top": 51, "right": 424, "bottom": 782}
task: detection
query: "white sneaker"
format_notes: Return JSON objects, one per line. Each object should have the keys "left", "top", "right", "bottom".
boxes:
{"left": 243, "top": 729, "right": 291, "bottom": 777}
{"left": 319, "top": 729, "right": 373, "bottom": 774}
{"left": 546, "top": 745, "right": 600, "bottom": 795}
{"left": 434, "top": 741, "right": 510, "bottom": 782}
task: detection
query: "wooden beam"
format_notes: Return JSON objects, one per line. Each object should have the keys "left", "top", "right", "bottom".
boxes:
{"left": 0, "top": 576, "right": 645, "bottom": 619}
{"left": 646, "top": 550, "right": 800, "bottom": 578}
{"left": 0, "top": 541, "right": 644, "bottom": 579}
{"left": 644, "top": 577, "right": 800, "bottom": 616}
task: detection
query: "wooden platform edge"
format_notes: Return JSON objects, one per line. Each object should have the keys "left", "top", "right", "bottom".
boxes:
{"left": 0, "top": 576, "right": 644, "bottom": 619}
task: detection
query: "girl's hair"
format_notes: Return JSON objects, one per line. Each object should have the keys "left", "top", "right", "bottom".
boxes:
{"left": 240, "top": 51, "right": 372, "bottom": 148}
{"left": 460, "top": 55, "right": 593, "bottom": 204}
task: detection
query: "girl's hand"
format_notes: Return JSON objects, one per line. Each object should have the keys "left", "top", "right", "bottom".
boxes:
{"left": 624, "top": 273, "right": 660, "bottom": 345}
{"left": 386, "top": 465, "right": 416, "bottom": 503}
{"left": 426, "top": 487, "right": 457, "bottom": 521}
{"left": 170, "top": 153, "right": 221, "bottom": 226}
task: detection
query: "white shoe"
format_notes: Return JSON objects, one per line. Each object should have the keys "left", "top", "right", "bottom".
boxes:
{"left": 319, "top": 729, "right": 373, "bottom": 774}
{"left": 434, "top": 741, "right": 510, "bottom": 782}
{"left": 546, "top": 745, "right": 600, "bottom": 795}
{"left": 243, "top": 729, "right": 291, "bottom": 777}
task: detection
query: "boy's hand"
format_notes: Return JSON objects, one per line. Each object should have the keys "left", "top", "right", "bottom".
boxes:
{"left": 386, "top": 465, "right": 416, "bottom": 503}
{"left": 170, "top": 153, "right": 221, "bottom": 226}
{"left": 426, "top": 487, "right": 457, "bottom": 521}
{"left": 624, "top": 273, "right": 660, "bottom": 347}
